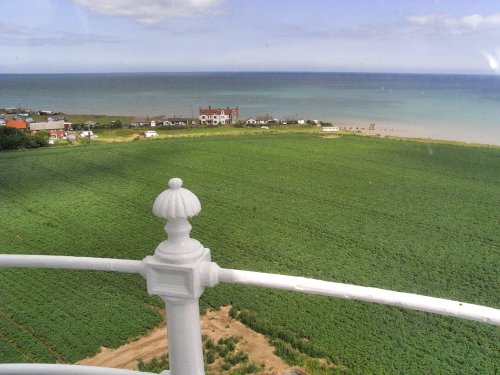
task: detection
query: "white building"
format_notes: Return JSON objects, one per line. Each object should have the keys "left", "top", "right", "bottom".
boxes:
{"left": 199, "top": 106, "right": 239, "bottom": 125}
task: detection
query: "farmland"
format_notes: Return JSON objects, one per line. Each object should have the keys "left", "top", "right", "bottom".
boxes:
{"left": 0, "top": 133, "right": 499, "bottom": 374}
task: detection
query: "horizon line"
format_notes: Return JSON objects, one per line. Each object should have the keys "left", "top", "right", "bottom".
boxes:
{"left": 0, "top": 70, "right": 498, "bottom": 77}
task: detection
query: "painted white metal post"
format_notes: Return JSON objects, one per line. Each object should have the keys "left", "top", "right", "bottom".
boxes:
{"left": 143, "top": 178, "right": 213, "bottom": 375}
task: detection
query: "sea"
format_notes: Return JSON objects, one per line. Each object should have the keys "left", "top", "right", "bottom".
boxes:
{"left": 1, "top": 72, "right": 499, "bottom": 145}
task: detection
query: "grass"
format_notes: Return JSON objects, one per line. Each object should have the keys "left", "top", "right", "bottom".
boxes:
{"left": 0, "top": 133, "right": 498, "bottom": 374}
{"left": 92, "top": 125, "right": 321, "bottom": 140}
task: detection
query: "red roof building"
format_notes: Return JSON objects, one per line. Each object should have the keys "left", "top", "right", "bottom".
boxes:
{"left": 6, "top": 120, "right": 27, "bottom": 129}
{"left": 199, "top": 106, "right": 239, "bottom": 125}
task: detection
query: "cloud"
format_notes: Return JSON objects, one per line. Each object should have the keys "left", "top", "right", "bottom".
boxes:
{"left": 144, "top": 24, "right": 217, "bottom": 35}
{"left": 407, "top": 13, "right": 500, "bottom": 34}
{"left": 0, "top": 31, "right": 121, "bottom": 47}
{"left": 0, "top": 22, "right": 29, "bottom": 36}
{"left": 274, "top": 23, "right": 420, "bottom": 42}
{"left": 72, "top": 0, "right": 224, "bottom": 24}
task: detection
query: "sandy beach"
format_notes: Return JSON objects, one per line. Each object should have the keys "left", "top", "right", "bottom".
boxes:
{"left": 331, "top": 118, "right": 500, "bottom": 146}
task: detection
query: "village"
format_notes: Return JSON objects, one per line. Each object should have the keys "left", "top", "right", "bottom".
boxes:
{"left": 0, "top": 106, "right": 342, "bottom": 144}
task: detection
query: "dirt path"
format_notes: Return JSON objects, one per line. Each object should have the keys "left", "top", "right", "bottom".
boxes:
{"left": 78, "top": 306, "right": 289, "bottom": 374}
{"left": 320, "top": 135, "right": 340, "bottom": 139}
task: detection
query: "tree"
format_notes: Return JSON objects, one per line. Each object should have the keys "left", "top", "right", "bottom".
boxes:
{"left": 0, "top": 127, "right": 26, "bottom": 150}
{"left": 110, "top": 120, "right": 122, "bottom": 129}
{"left": 30, "top": 131, "right": 50, "bottom": 148}
{"left": 0, "top": 127, "right": 49, "bottom": 151}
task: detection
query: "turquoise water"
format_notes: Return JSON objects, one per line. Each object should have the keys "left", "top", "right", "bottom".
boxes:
{"left": 1, "top": 72, "right": 499, "bottom": 144}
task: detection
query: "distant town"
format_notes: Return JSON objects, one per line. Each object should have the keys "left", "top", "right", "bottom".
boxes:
{"left": 0, "top": 106, "right": 341, "bottom": 144}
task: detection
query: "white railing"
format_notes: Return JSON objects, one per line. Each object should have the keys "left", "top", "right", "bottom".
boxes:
{"left": 1, "top": 177, "right": 499, "bottom": 375}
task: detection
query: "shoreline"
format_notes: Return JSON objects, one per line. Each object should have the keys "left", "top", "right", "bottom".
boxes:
{"left": 351, "top": 129, "right": 500, "bottom": 148}
{"left": 327, "top": 116, "right": 500, "bottom": 147}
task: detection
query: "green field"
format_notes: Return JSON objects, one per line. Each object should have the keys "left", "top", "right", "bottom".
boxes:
{"left": 91, "top": 125, "right": 319, "bottom": 142}
{"left": 0, "top": 133, "right": 498, "bottom": 374}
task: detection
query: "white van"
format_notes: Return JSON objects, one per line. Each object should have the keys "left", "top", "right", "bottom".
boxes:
{"left": 80, "top": 131, "right": 98, "bottom": 138}
{"left": 143, "top": 131, "right": 158, "bottom": 138}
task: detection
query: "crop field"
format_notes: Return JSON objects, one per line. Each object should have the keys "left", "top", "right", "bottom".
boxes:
{"left": 0, "top": 133, "right": 498, "bottom": 374}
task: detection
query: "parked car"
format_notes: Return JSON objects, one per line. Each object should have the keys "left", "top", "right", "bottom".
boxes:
{"left": 143, "top": 131, "right": 158, "bottom": 138}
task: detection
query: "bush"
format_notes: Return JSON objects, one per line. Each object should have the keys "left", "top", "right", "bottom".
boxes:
{"left": 30, "top": 131, "right": 50, "bottom": 148}
{"left": 0, "top": 127, "right": 26, "bottom": 150}
{"left": 204, "top": 337, "right": 215, "bottom": 350}
{"left": 221, "top": 362, "right": 232, "bottom": 371}
{"left": 137, "top": 354, "right": 168, "bottom": 373}
{"left": 110, "top": 120, "right": 122, "bottom": 129}
{"left": 239, "top": 362, "right": 261, "bottom": 374}
{"left": 229, "top": 305, "right": 239, "bottom": 319}
{"left": 225, "top": 351, "right": 248, "bottom": 366}
{"left": 218, "top": 345, "right": 229, "bottom": 358}
{"left": 206, "top": 349, "right": 216, "bottom": 364}
{"left": 0, "top": 128, "right": 49, "bottom": 150}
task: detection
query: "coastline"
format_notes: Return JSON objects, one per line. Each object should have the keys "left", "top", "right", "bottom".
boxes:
{"left": 3, "top": 109, "right": 498, "bottom": 148}
{"left": 329, "top": 117, "right": 500, "bottom": 147}
{"left": 354, "top": 129, "right": 500, "bottom": 148}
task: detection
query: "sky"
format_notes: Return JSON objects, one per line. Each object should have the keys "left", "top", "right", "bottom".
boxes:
{"left": 1, "top": 0, "right": 500, "bottom": 74}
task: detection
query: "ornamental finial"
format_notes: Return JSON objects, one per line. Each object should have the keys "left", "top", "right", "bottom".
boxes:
{"left": 152, "top": 178, "right": 201, "bottom": 220}
{"left": 168, "top": 177, "right": 183, "bottom": 189}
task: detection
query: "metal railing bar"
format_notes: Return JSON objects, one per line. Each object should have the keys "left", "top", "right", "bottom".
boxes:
{"left": 218, "top": 268, "right": 500, "bottom": 326}
{"left": 0, "top": 255, "right": 144, "bottom": 275}
{"left": 0, "top": 364, "right": 163, "bottom": 375}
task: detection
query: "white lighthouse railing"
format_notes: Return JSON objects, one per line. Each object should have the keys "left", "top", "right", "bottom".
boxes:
{"left": 0, "top": 177, "right": 499, "bottom": 375}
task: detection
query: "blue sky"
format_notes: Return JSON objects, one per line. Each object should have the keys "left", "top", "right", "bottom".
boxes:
{"left": 1, "top": 0, "right": 500, "bottom": 74}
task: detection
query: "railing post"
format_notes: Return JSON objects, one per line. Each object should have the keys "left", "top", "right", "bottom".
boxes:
{"left": 143, "top": 178, "right": 214, "bottom": 375}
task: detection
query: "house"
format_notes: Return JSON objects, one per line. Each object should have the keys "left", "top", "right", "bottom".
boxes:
{"left": 199, "top": 106, "right": 239, "bottom": 125}
{"left": 6, "top": 120, "right": 27, "bottom": 129}
{"left": 255, "top": 115, "right": 277, "bottom": 124}
{"left": 164, "top": 117, "right": 193, "bottom": 126}
{"left": 29, "top": 121, "right": 66, "bottom": 132}
{"left": 281, "top": 117, "right": 296, "bottom": 125}
{"left": 84, "top": 120, "right": 98, "bottom": 128}
{"left": 281, "top": 115, "right": 305, "bottom": 125}
{"left": 245, "top": 118, "right": 257, "bottom": 125}
{"left": 130, "top": 117, "right": 149, "bottom": 127}
{"left": 49, "top": 130, "right": 66, "bottom": 139}
{"left": 39, "top": 110, "right": 54, "bottom": 115}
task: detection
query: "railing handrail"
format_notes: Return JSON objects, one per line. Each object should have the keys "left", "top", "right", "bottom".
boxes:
{"left": 0, "top": 364, "right": 162, "bottom": 375}
{"left": 0, "top": 254, "right": 144, "bottom": 275}
{"left": 218, "top": 267, "right": 500, "bottom": 325}
{"left": 1, "top": 254, "right": 499, "bottom": 326}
